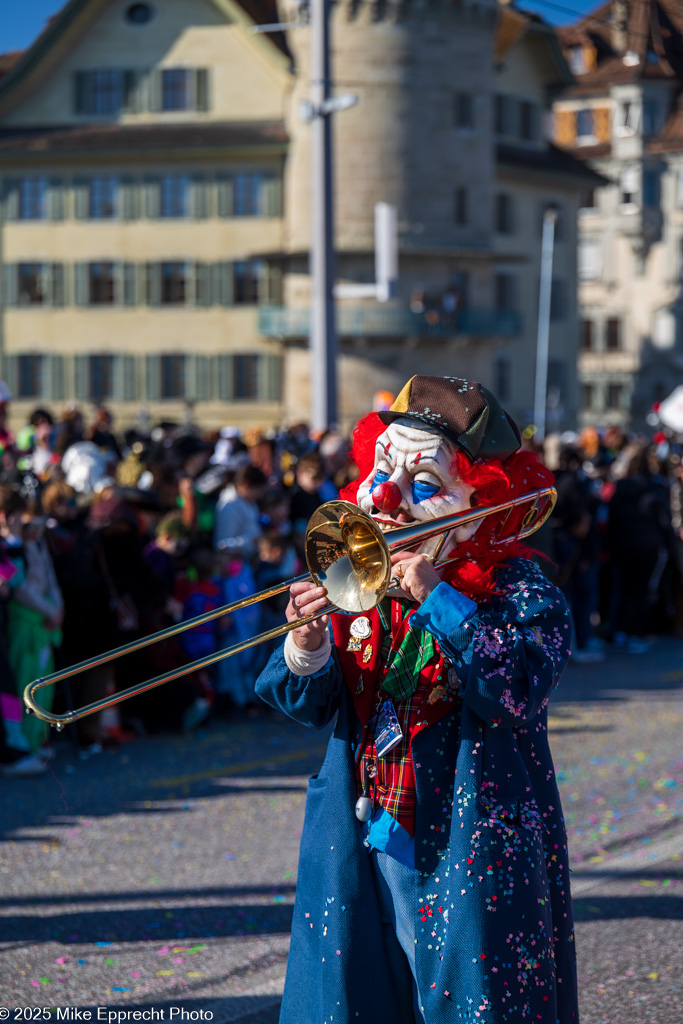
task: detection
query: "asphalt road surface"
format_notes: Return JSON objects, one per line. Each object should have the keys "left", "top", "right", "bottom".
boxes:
{"left": 1, "top": 638, "right": 682, "bottom": 1023}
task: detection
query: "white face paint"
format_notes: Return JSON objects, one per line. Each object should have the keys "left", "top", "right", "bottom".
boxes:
{"left": 356, "top": 418, "right": 481, "bottom": 559}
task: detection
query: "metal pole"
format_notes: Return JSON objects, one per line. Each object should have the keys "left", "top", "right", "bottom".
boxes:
{"left": 310, "top": 0, "right": 337, "bottom": 432}
{"left": 533, "top": 205, "right": 557, "bottom": 444}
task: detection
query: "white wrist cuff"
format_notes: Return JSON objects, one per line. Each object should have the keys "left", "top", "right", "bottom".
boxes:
{"left": 284, "top": 630, "right": 331, "bottom": 676}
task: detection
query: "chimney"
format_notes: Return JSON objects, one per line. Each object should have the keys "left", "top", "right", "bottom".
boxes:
{"left": 612, "top": 0, "right": 628, "bottom": 54}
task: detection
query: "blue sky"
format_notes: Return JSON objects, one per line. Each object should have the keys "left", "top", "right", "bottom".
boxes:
{"left": 1, "top": 0, "right": 599, "bottom": 53}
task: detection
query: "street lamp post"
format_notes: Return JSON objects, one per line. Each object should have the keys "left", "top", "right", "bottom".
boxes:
{"left": 533, "top": 205, "right": 557, "bottom": 444}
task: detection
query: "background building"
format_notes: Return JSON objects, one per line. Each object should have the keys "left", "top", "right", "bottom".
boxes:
{"left": 0, "top": 0, "right": 594, "bottom": 433}
{"left": 553, "top": 0, "right": 683, "bottom": 430}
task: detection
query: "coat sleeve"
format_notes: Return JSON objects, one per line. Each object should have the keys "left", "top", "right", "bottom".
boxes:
{"left": 255, "top": 640, "right": 345, "bottom": 730}
{"left": 411, "top": 560, "right": 571, "bottom": 727}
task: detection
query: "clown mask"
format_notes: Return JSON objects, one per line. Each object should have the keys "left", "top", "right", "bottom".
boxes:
{"left": 356, "top": 418, "right": 481, "bottom": 562}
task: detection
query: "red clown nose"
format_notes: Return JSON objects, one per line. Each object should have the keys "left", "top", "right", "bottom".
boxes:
{"left": 371, "top": 480, "right": 402, "bottom": 513}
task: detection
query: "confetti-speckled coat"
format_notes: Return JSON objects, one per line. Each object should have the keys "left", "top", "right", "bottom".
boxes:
{"left": 255, "top": 559, "right": 579, "bottom": 1024}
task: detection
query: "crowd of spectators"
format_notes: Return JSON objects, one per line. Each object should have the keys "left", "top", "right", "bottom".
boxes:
{"left": 1, "top": 387, "right": 683, "bottom": 779}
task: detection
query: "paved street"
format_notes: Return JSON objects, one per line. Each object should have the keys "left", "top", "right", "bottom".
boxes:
{"left": 1, "top": 640, "right": 682, "bottom": 1023}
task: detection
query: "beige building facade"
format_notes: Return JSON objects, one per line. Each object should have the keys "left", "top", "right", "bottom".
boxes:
{"left": 0, "top": 0, "right": 593, "bottom": 434}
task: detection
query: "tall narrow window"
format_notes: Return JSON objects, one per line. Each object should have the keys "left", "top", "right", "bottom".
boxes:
{"left": 234, "top": 355, "right": 259, "bottom": 399}
{"left": 233, "top": 174, "right": 264, "bottom": 216}
{"left": 89, "top": 176, "right": 118, "bottom": 219}
{"left": 579, "top": 188, "right": 596, "bottom": 210}
{"left": 606, "top": 383, "right": 625, "bottom": 409}
{"left": 17, "top": 264, "right": 46, "bottom": 305}
{"left": 494, "top": 358, "right": 511, "bottom": 402}
{"left": 581, "top": 383, "right": 595, "bottom": 411}
{"left": 159, "top": 175, "right": 190, "bottom": 218}
{"left": 576, "top": 108, "right": 594, "bottom": 139}
{"left": 89, "top": 263, "right": 116, "bottom": 305}
{"left": 494, "top": 273, "right": 515, "bottom": 311}
{"left": 161, "top": 69, "right": 191, "bottom": 111}
{"left": 161, "top": 355, "right": 186, "bottom": 398}
{"left": 89, "top": 355, "right": 115, "bottom": 399}
{"left": 606, "top": 317, "right": 621, "bottom": 350}
{"left": 160, "top": 262, "right": 187, "bottom": 304}
{"left": 578, "top": 239, "right": 602, "bottom": 282}
{"left": 454, "top": 92, "right": 473, "bottom": 129}
{"left": 18, "top": 355, "right": 43, "bottom": 399}
{"left": 89, "top": 70, "right": 123, "bottom": 114}
{"left": 18, "top": 177, "right": 48, "bottom": 220}
{"left": 495, "top": 193, "right": 515, "bottom": 234}
{"left": 454, "top": 187, "right": 467, "bottom": 226}
{"left": 234, "top": 261, "right": 261, "bottom": 304}
{"left": 519, "top": 100, "right": 537, "bottom": 141}
{"left": 580, "top": 319, "right": 594, "bottom": 351}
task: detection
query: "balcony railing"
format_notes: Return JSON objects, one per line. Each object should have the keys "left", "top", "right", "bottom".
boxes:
{"left": 258, "top": 306, "right": 522, "bottom": 340}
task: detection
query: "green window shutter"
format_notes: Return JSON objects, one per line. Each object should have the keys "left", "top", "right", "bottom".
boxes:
{"left": 217, "top": 354, "right": 234, "bottom": 401}
{"left": 73, "top": 177, "right": 89, "bottom": 220}
{"left": 187, "top": 354, "right": 211, "bottom": 401}
{"left": 144, "top": 176, "right": 160, "bottom": 218}
{"left": 217, "top": 175, "right": 234, "bottom": 218}
{"left": 194, "top": 262, "right": 211, "bottom": 306}
{"left": 74, "top": 355, "right": 90, "bottom": 401}
{"left": 192, "top": 175, "right": 208, "bottom": 218}
{"left": 262, "top": 353, "right": 282, "bottom": 401}
{"left": 123, "top": 70, "right": 140, "bottom": 113}
{"left": 2, "top": 355, "right": 18, "bottom": 396}
{"left": 261, "top": 264, "right": 283, "bottom": 306}
{"left": 74, "top": 263, "right": 89, "bottom": 306}
{"left": 51, "top": 264, "right": 65, "bottom": 307}
{"left": 262, "top": 176, "right": 283, "bottom": 217}
{"left": 148, "top": 69, "right": 162, "bottom": 113}
{"left": 74, "top": 71, "right": 89, "bottom": 114}
{"left": 2, "top": 177, "right": 18, "bottom": 221}
{"left": 195, "top": 68, "right": 210, "bottom": 112}
{"left": 145, "top": 262, "right": 161, "bottom": 306}
{"left": 146, "top": 354, "right": 161, "bottom": 401}
{"left": 120, "top": 176, "right": 138, "bottom": 220}
{"left": 1, "top": 264, "right": 17, "bottom": 308}
{"left": 45, "top": 355, "right": 66, "bottom": 401}
{"left": 113, "top": 354, "right": 137, "bottom": 401}
{"left": 122, "top": 262, "right": 137, "bottom": 306}
{"left": 216, "top": 261, "right": 234, "bottom": 306}
{"left": 49, "top": 178, "right": 64, "bottom": 221}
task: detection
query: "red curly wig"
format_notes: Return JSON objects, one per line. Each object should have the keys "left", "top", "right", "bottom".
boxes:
{"left": 339, "top": 412, "right": 553, "bottom": 603}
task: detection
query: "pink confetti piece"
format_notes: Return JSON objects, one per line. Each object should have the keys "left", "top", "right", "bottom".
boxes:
{"left": 31, "top": 981, "right": 40, "bottom": 987}
{"left": 129, "top": 972, "right": 141, "bottom": 978}
{"left": 173, "top": 958, "right": 184, "bottom": 964}
{"left": 55, "top": 957, "right": 69, "bottom": 964}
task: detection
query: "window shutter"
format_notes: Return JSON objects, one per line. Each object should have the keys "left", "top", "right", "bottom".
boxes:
{"left": 74, "top": 355, "right": 90, "bottom": 401}
{"left": 192, "top": 175, "right": 208, "bottom": 218}
{"left": 194, "top": 262, "right": 211, "bottom": 306}
{"left": 2, "top": 355, "right": 18, "bottom": 397}
{"left": 187, "top": 355, "right": 211, "bottom": 401}
{"left": 45, "top": 355, "right": 66, "bottom": 401}
{"left": 49, "top": 178, "right": 64, "bottom": 221}
{"left": 2, "top": 177, "right": 18, "bottom": 221}
{"left": 1, "top": 264, "right": 17, "bottom": 308}
{"left": 195, "top": 68, "right": 209, "bottom": 112}
{"left": 73, "top": 177, "right": 89, "bottom": 220}
{"left": 51, "top": 264, "right": 65, "bottom": 307}
{"left": 148, "top": 69, "right": 162, "bottom": 113}
{"left": 217, "top": 175, "right": 234, "bottom": 217}
{"left": 262, "top": 354, "right": 282, "bottom": 402}
{"left": 74, "top": 263, "right": 89, "bottom": 306}
{"left": 113, "top": 354, "right": 137, "bottom": 401}
{"left": 144, "top": 176, "right": 160, "bottom": 219}
{"left": 262, "top": 176, "right": 283, "bottom": 217}
{"left": 263, "top": 265, "right": 283, "bottom": 305}
{"left": 145, "top": 263, "right": 161, "bottom": 306}
{"left": 74, "top": 71, "right": 89, "bottom": 115}
{"left": 121, "top": 176, "right": 138, "bottom": 220}
{"left": 123, "top": 70, "right": 140, "bottom": 113}
{"left": 122, "top": 262, "right": 137, "bottom": 306}
{"left": 216, "top": 261, "right": 234, "bottom": 306}
{"left": 217, "top": 354, "right": 234, "bottom": 402}
{"left": 145, "top": 355, "right": 161, "bottom": 401}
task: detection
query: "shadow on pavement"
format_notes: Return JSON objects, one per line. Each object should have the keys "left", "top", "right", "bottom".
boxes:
{"left": 573, "top": 895, "right": 683, "bottom": 920}
{"left": 63, "top": 996, "right": 282, "bottom": 1024}
{"left": 0, "top": 884, "right": 296, "bottom": 908}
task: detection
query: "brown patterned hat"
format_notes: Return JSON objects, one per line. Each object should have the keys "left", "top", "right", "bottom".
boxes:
{"left": 378, "top": 375, "right": 521, "bottom": 461}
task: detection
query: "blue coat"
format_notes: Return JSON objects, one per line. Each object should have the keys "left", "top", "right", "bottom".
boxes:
{"left": 256, "top": 559, "right": 579, "bottom": 1024}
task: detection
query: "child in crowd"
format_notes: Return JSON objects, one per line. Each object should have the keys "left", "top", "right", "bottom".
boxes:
{"left": 213, "top": 546, "right": 260, "bottom": 714}
{"left": 144, "top": 512, "right": 190, "bottom": 613}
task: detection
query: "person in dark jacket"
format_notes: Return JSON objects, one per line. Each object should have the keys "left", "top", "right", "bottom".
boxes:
{"left": 256, "top": 376, "right": 578, "bottom": 1024}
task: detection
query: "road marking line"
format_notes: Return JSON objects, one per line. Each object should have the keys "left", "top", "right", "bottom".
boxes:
{"left": 571, "top": 829, "right": 683, "bottom": 896}
{"left": 150, "top": 747, "right": 318, "bottom": 788}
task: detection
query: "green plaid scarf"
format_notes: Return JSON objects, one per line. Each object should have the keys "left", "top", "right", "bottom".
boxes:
{"left": 378, "top": 600, "right": 438, "bottom": 701}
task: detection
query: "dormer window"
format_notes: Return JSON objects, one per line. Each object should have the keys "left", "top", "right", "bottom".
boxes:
{"left": 568, "top": 46, "right": 587, "bottom": 75}
{"left": 576, "top": 108, "right": 595, "bottom": 142}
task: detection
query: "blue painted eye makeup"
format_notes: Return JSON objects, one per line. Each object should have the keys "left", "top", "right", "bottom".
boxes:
{"left": 370, "top": 471, "right": 390, "bottom": 491}
{"left": 412, "top": 480, "right": 440, "bottom": 504}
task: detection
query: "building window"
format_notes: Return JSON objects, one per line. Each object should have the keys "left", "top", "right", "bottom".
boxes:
{"left": 234, "top": 354, "right": 259, "bottom": 399}
{"left": 160, "top": 262, "right": 187, "bottom": 304}
{"left": 495, "top": 193, "right": 515, "bottom": 234}
{"left": 17, "top": 264, "right": 46, "bottom": 306}
{"left": 18, "top": 177, "right": 48, "bottom": 220}
{"left": 576, "top": 108, "right": 594, "bottom": 140}
{"left": 494, "top": 358, "right": 511, "bottom": 403}
{"left": 550, "top": 279, "right": 565, "bottom": 322}
{"left": 581, "top": 383, "right": 595, "bottom": 411}
{"left": 18, "top": 355, "right": 43, "bottom": 399}
{"left": 88, "top": 70, "right": 123, "bottom": 115}
{"left": 580, "top": 319, "right": 594, "bottom": 351}
{"left": 89, "top": 262, "right": 116, "bottom": 304}
{"left": 569, "top": 45, "right": 587, "bottom": 75}
{"left": 643, "top": 169, "right": 660, "bottom": 207}
{"left": 454, "top": 92, "right": 473, "bottom": 129}
{"left": 126, "top": 2, "right": 154, "bottom": 24}
{"left": 233, "top": 173, "right": 264, "bottom": 217}
{"left": 161, "top": 68, "right": 191, "bottom": 111}
{"left": 160, "top": 355, "right": 186, "bottom": 398}
{"left": 578, "top": 239, "right": 602, "bottom": 282}
{"left": 90, "top": 355, "right": 115, "bottom": 399}
{"left": 454, "top": 187, "right": 467, "bottom": 226}
{"left": 89, "top": 176, "right": 118, "bottom": 219}
{"left": 159, "top": 175, "right": 190, "bottom": 218}
{"left": 494, "top": 272, "right": 515, "bottom": 311}
{"left": 519, "top": 101, "right": 538, "bottom": 141}
{"left": 620, "top": 166, "right": 639, "bottom": 206}
{"left": 606, "top": 383, "right": 625, "bottom": 410}
{"left": 579, "top": 188, "right": 596, "bottom": 210}
{"left": 234, "top": 260, "right": 261, "bottom": 304}
{"left": 606, "top": 317, "right": 621, "bottom": 351}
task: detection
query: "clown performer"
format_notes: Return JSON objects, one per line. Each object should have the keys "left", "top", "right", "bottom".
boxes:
{"left": 256, "top": 376, "right": 578, "bottom": 1024}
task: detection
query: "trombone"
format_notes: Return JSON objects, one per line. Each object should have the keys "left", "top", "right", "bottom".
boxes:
{"left": 23, "top": 487, "right": 555, "bottom": 728}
